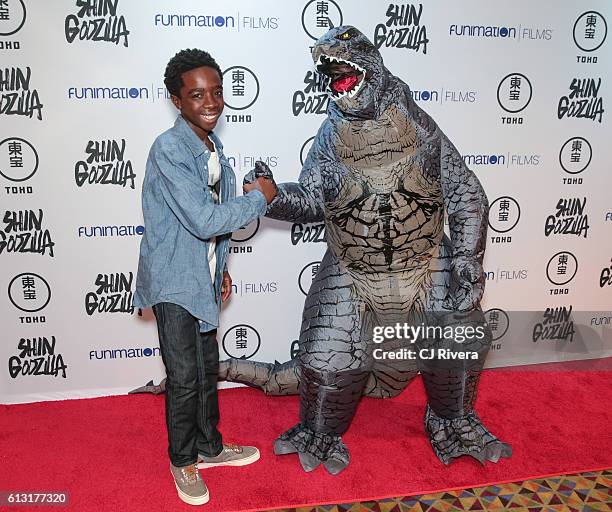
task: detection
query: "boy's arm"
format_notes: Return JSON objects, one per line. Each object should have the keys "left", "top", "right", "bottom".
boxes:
{"left": 154, "top": 144, "right": 266, "bottom": 240}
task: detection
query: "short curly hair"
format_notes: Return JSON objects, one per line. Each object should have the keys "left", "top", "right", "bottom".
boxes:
{"left": 164, "top": 48, "right": 223, "bottom": 97}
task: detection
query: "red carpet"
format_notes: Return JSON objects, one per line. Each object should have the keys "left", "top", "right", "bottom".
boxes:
{"left": 1, "top": 363, "right": 611, "bottom": 511}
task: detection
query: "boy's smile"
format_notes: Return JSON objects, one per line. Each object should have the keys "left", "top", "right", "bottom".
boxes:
{"left": 171, "top": 66, "right": 224, "bottom": 143}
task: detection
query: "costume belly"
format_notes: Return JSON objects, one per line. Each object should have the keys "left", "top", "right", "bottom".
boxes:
{"left": 323, "top": 141, "right": 445, "bottom": 314}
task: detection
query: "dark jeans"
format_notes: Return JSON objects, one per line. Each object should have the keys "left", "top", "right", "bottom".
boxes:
{"left": 152, "top": 302, "right": 223, "bottom": 466}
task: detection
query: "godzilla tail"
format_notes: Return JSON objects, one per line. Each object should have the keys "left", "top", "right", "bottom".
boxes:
{"left": 218, "top": 357, "right": 301, "bottom": 396}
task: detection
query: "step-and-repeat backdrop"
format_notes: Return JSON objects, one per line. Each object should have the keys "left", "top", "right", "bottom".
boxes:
{"left": 1, "top": 0, "right": 611, "bottom": 404}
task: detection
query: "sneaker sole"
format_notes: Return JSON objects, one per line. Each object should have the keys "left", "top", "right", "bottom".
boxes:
{"left": 174, "top": 481, "right": 210, "bottom": 506}
{"left": 198, "top": 448, "right": 261, "bottom": 469}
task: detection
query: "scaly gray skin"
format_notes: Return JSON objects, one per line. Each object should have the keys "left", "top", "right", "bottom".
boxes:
{"left": 224, "top": 26, "right": 511, "bottom": 474}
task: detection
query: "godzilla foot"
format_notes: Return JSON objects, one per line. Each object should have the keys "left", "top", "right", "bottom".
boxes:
{"left": 425, "top": 405, "right": 512, "bottom": 465}
{"left": 273, "top": 423, "right": 349, "bottom": 475}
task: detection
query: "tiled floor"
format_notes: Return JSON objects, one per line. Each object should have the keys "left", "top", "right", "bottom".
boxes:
{"left": 269, "top": 469, "right": 612, "bottom": 511}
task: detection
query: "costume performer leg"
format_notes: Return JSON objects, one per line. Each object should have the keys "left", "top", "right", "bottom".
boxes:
{"left": 273, "top": 250, "right": 372, "bottom": 475}
{"left": 417, "top": 308, "right": 512, "bottom": 465}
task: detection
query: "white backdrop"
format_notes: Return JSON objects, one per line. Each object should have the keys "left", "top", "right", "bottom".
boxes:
{"left": 1, "top": 0, "right": 611, "bottom": 404}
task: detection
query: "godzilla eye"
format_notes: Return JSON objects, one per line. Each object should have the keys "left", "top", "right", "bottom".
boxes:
{"left": 337, "top": 30, "right": 353, "bottom": 41}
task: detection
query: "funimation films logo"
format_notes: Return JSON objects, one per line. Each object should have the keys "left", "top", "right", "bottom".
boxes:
{"left": 8, "top": 272, "right": 51, "bottom": 312}
{"left": 301, "top": 0, "right": 342, "bottom": 40}
{"left": 497, "top": 73, "right": 532, "bottom": 113}
{"left": 0, "top": 137, "right": 38, "bottom": 182}
{"left": 374, "top": 3, "right": 429, "bottom": 53}
{"left": 488, "top": 196, "right": 520, "bottom": 233}
{"left": 222, "top": 66, "right": 259, "bottom": 110}
{"left": 222, "top": 324, "right": 261, "bottom": 359}
{"left": 65, "top": 0, "right": 130, "bottom": 47}
{"left": 298, "top": 261, "right": 321, "bottom": 295}
{"left": 0, "top": 0, "right": 26, "bottom": 36}
{"left": 559, "top": 137, "right": 592, "bottom": 175}
{"left": 573, "top": 11, "right": 607, "bottom": 52}
{"left": 546, "top": 251, "right": 578, "bottom": 286}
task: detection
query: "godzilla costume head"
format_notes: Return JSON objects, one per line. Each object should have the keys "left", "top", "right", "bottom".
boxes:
{"left": 313, "top": 25, "right": 389, "bottom": 119}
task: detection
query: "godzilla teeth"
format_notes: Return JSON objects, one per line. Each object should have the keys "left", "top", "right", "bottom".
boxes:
{"left": 316, "top": 55, "right": 366, "bottom": 100}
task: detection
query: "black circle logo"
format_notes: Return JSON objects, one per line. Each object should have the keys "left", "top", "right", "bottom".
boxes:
{"left": 8, "top": 272, "right": 51, "bottom": 312}
{"left": 0, "top": 137, "right": 39, "bottom": 182}
{"left": 559, "top": 137, "right": 592, "bottom": 175}
{"left": 484, "top": 308, "right": 510, "bottom": 341}
{"left": 222, "top": 66, "right": 260, "bottom": 111}
{"left": 298, "top": 261, "right": 321, "bottom": 295}
{"left": 488, "top": 196, "right": 521, "bottom": 234}
{"left": 301, "top": 0, "right": 343, "bottom": 41}
{"left": 546, "top": 251, "right": 578, "bottom": 286}
{"left": 300, "top": 136, "right": 315, "bottom": 166}
{"left": 222, "top": 324, "right": 261, "bottom": 359}
{"left": 0, "top": 0, "right": 26, "bottom": 36}
{"left": 573, "top": 11, "right": 607, "bottom": 52}
{"left": 497, "top": 73, "right": 532, "bottom": 113}
{"left": 231, "top": 218, "right": 260, "bottom": 243}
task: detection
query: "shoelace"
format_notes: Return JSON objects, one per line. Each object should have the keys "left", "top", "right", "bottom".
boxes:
{"left": 224, "top": 443, "right": 243, "bottom": 453}
{"left": 181, "top": 464, "right": 200, "bottom": 485}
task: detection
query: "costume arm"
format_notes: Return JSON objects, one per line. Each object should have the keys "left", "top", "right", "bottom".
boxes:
{"left": 439, "top": 133, "right": 489, "bottom": 310}
{"left": 153, "top": 142, "right": 267, "bottom": 240}
{"left": 244, "top": 141, "right": 325, "bottom": 224}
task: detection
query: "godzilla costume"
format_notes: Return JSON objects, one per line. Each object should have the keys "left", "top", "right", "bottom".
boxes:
{"left": 223, "top": 26, "right": 511, "bottom": 475}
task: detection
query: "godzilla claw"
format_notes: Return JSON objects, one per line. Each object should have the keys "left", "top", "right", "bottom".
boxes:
{"left": 243, "top": 160, "right": 275, "bottom": 186}
{"left": 273, "top": 423, "right": 350, "bottom": 475}
{"left": 425, "top": 405, "right": 512, "bottom": 465}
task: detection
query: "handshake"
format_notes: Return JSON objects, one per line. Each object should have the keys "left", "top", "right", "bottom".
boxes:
{"left": 243, "top": 161, "right": 277, "bottom": 204}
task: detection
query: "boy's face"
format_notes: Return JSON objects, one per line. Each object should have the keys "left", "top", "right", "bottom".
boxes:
{"left": 171, "top": 66, "right": 224, "bottom": 140}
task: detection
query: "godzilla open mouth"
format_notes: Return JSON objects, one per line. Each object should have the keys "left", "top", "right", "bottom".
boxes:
{"left": 316, "top": 55, "right": 365, "bottom": 99}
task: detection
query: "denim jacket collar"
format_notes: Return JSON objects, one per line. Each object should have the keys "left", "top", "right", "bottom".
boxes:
{"left": 173, "top": 115, "right": 224, "bottom": 158}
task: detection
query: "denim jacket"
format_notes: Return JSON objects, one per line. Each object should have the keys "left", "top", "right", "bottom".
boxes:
{"left": 134, "top": 115, "right": 266, "bottom": 331}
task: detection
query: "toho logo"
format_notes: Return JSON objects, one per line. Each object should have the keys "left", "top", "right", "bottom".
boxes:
{"left": 301, "top": 0, "right": 342, "bottom": 40}
{"left": 573, "top": 11, "right": 607, "bottom": 52}
{"left": 0, "top": 137, "right": 38, "bottom": 182}
{"left": 559, "top": 137, "right": 592, "bottom": 175}
{"left": 0, "top": 0, "right": 26, "bottom": 36}
{"left": 497, "top": 73, "right": 532, "bottom": 113}
{"left": 222, "top": 66, "right": 259, "bottom": 111}
{"left": 222, "top": 324, "right": 261, "bottom": 359}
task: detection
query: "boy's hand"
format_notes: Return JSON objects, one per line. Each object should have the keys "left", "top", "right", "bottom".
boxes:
{"left": 221, "top": 271, "right": 232, "bottom": 302}
{"left": 244, "top": 176, "right": 277, "bottom": 204}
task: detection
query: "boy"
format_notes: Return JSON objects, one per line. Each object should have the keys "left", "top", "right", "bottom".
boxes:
{"left": 134, "top": 49, "right": 277, "bottom": 506}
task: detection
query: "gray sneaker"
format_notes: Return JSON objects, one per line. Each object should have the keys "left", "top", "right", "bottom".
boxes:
{"left": 198, "top": 443, "right": 260, "bottom": 468}
{"left": 170, "top": 462, "right": 209, "bottom": 505}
